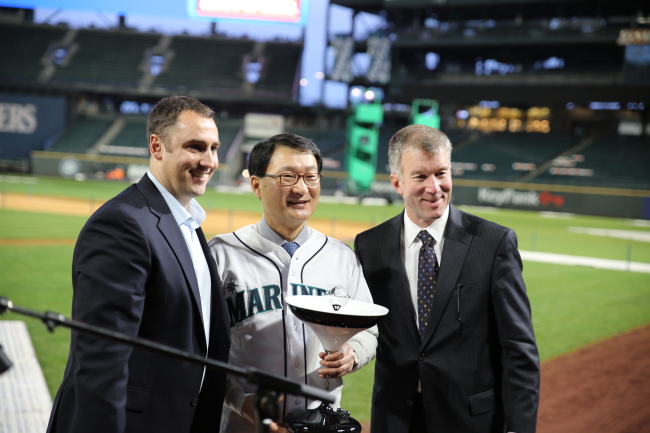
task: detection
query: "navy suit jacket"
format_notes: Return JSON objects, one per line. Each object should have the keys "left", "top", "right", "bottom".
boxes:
{"left": 354, "top": 205, "right": 540, "bottom": 433}
{"left": 47, "top": 175, "right": 230, "bottom": 433}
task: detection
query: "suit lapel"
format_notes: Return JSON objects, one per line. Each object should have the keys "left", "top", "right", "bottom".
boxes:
{"left": 138, "top": 176, "right": 206, "bottom": 348}
{"left": 381, "top": 213, "right": 420, "bottom": 344}
{"left": 421, "top": 205, "right": 472, "bottom": 347}
{"left": 197, "top": 227, "right": 229, "bottom": 356}
{"left": 157, "top": 214, "right": 203, "bottom": 314}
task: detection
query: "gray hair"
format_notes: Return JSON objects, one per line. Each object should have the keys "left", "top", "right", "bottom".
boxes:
{"left": 388, "top": 125, "right": 453, "bottom": 178}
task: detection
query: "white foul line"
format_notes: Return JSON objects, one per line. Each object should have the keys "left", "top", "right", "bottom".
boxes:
{"left": 520, "top": 250, "right": 650, "bottom": 274}
{"left": 567, "top": 227, "right": 650, "bottom": 243}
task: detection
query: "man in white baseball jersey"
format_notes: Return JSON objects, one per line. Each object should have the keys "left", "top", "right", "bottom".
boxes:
{"left": 209, "top": 133, "right": 378, "bottom": 433}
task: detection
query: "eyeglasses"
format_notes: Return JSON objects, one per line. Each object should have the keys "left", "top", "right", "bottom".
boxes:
{"left": 261, "top": 173, "right": 322, "bottom": 186}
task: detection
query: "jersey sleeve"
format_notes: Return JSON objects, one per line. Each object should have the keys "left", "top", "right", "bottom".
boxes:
{"left": 223, "top": 374, "right": 252, "bottom": 415}
{"left": 344, "top": 244, "right": 378, "bottom": 371}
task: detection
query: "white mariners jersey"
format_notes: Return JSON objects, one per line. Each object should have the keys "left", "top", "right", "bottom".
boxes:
{"left": 208, "top": 224, "right": 378, "bottom": 433}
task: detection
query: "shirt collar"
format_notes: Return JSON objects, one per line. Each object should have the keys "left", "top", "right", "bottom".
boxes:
{"left": 403, "top": 204, "right": 450, "bottom": 247}
{"left": 259, "top": 216, "right": 309, "bottom": 247}
{"left": 147, "top": 171, "right": 206, "bottom": 229}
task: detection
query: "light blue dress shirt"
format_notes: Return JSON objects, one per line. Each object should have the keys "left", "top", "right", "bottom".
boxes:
{"left": 146, "top": 171, "right": 212, "bottom": 347}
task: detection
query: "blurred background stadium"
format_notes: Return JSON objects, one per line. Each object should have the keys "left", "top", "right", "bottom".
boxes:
{"left": 0, "top": 0, "right": 648, "bottom": 217}
{"left": 1, "top": 0, "right": 649, "bottom": 431}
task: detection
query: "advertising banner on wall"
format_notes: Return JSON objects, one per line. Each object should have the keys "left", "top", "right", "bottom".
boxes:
{"left": 0, "top": 93, "right": 66, "bottom": 159}
{"left": 452, "top": 184, "right": 649, "bottom": 219}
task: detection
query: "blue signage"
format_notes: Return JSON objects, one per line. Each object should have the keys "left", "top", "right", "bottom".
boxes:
{"left": 0, "top": 0, "right": 187, "bottom": 17}
{"left": 0, "top": 94, "right": 66, "bottom": 158}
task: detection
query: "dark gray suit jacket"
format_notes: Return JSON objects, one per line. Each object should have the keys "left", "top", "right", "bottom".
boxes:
{"left": 354, "top": 205, "right": 539, "bottom": 433}
{"left": 47, "top": 175, "right": 230, "bottom": 433}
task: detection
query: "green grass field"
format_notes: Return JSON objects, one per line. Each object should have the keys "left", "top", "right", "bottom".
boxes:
{"left": 1, "top": 175, "right": 650, "bottom": 421}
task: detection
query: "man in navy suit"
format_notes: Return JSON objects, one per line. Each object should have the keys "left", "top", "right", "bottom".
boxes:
{"left": 354, "top": 125, "right": 540, "bottom": 433}
{"left": 47, "top": 96, "right": 231, "bottom": 433}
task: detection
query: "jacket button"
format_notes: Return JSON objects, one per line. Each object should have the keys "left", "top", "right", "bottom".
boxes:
{"left": 201, "top": 352, "right": 206, "bottom": 357}
{"left": 418, "top": 353, "right": 425, "bottom": 361}
{"left": 406, "top": 399, "right": 413, "bottom": 405}
{"left": 190, "top": 397, "right": 199, "bottom": 407}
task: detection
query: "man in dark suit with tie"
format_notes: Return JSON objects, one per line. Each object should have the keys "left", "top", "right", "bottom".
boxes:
{"left": 47, "top": 96, "right": 231, "bottom": 433}
{"left": 354, "top": 125, "right": 540, "bottom": 433}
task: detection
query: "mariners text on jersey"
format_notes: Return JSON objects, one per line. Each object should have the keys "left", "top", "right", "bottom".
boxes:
{"left": 226, "top": 281, "right": 329, "bottom": 326}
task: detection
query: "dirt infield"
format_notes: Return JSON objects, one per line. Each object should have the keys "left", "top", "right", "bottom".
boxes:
{"left": 3, "top": 193, "right": 649, "bottom": 432}
{"left": 537, "top": 324, "right": 650, "bottom": 433}
{"left": 2, "top": 192, "right": 372, "bottom": 243}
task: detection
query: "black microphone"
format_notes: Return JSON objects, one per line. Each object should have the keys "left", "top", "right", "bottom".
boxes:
{"left": 0, "top": 343, "right": 12, "bottom": 374}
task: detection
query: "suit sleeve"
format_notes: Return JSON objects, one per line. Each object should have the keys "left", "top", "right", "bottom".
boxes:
{"left": 71, "top": 205, "right": 150, "bottom": 433}
{"left": 491, "top": 229, "right": 540, "bottom": 433}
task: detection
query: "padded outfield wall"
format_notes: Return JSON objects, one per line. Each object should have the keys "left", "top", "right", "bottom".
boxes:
{"left": 30, "top": 153, "right": 650, "bottom": 220}
{"left": 30, "top": 150, "right": 227, "bottom": 185}
{"left": 451, "top": 179, "right": 650, "bottom": 220}
{"left": 365, "top": 176, "right": 650, "bottom": 220}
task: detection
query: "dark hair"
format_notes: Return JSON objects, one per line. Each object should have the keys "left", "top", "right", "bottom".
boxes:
{"left": 146, "top": 96, "right": 215, "bottom": 147}
{"left": 248, "top": 133, "right": 323, "bottom": 177}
